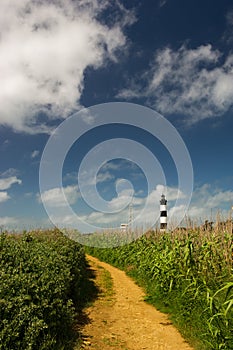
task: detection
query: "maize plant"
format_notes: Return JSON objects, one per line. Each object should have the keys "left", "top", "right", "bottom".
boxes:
{"left": 86, "top": 228, "right": 233, "bottom": 350}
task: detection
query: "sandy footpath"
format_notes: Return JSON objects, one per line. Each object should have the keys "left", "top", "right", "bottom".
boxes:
{"left": 79, "top": 255, "right": 194, "bottom": 350}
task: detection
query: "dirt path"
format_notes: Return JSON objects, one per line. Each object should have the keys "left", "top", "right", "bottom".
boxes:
{"left": 80, "top": 255, "right": 194, "bottom": 350}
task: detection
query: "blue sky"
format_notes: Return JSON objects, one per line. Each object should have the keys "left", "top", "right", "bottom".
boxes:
{"left": 0, "top": 0, "right": 233, "bottom": 231}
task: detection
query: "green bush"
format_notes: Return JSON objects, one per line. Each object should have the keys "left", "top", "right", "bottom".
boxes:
{"left": 0, "top": 229, "right": 88, "bottom": 350}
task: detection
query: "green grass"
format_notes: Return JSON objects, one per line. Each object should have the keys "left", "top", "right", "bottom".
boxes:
{"left": 97, "top": 266, "right": 114, "bottom": 299}
{"left": 85, "top": 229, "right": 233, "bottom": 350}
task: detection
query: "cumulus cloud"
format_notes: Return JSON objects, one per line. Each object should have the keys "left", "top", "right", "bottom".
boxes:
{"left": 190, "top": 184, "right": 233, "bottom": 214}
{"left": 108, "top": 188, "right": 134, "bottom": 211}
{"left": 76, "top": 183, "right": 233, "bottom": 228}
{"left": 169, "top": 183, "right": 233, "bottom": 225}
{"left": 80, "top": 184, "right": 185, "bottom": 227}
{"left": 96, "top": 171, "right": 115, "bottom": 184}
{"left": 0, "top": 0, "right": 133, "bottom": 133}
{"left": 39, "top": 185, "right": 79, "bottom": 207}
{"left": 0, "top": 192, "right": 10, "bottom": 203}
{"left": 0, "top": 175, "right": 22, "bottom": 204}
{"left": 119, "top": 44, "right": 233, "bottom": 123}
{"left": 44, "top": 181, "right": 233, "bottom": 232}
{"left": 0, "top": 176, "right": 22, "bottom": 190}
{"left": 78, "top": 167, "right": 115, "bottom": 188}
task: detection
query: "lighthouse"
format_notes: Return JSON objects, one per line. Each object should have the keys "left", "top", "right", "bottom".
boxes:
{"left": 160, "top": 194, "right": 167, "bottom": 232}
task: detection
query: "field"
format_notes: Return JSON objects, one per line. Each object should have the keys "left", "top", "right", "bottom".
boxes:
{"left": 85, "top": 227, "right": 233, "bottom": 350}
{"left": 1, "top": 227, "right": 232, "bottom": 349}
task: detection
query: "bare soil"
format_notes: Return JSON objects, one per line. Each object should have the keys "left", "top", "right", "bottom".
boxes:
{"left": 80, "top": 255, "right": 194, "bottom": 350}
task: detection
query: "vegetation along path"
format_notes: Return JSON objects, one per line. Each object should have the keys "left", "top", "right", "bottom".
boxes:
{"left": 80, "top": 255, "right": 194, "bottom": 350}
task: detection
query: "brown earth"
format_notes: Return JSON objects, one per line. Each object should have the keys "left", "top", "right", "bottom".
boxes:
{"left": 79, "top": 255, "right": 195, "bottom": 350}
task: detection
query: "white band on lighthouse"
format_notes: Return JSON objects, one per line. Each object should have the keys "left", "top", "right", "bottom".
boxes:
{"left": 160, "top": 205, "right": 167, "bottom": 211}
{"left": 160, "top": 216, "right": 167, "bottom": 224}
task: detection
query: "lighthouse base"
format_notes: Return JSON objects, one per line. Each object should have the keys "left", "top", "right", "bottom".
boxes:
{"left": 160, "top": 222, "right": 167, "bottom": 233}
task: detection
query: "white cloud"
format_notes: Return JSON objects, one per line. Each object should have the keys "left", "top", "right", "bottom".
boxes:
{"left": 87, "top": 211, "right": 122, "bottom": 225}
{"left": 79, "top": 184, "right": 185, "bottom": 227}
{"left": 159, "top": 0, "right": 167, "bottom": 8}
{"left": 0, "top": 0, "right": 133, "bottom": 133}
{"left": 49, "top": 213, "right": 81, "bottom": 227}
{"left": 119, "top": 44, "right": 233, "bottom": 123}
{"left": 0, "top": 192, "right": 10, "bottom": 203}
{"left": 0, "top": 168, "right": 19, "bottom": 177}
{"left": 0, "top": 175, "right": 21, "bottom": 204}
{"left": 0, "top": 216, "right": 17, "bottom": 226}
{"left": 108, "top": 188, "right": 134, "bottom": 210}
{"left": 145, "top": 184, "right": 185, "bottom": 205}
{"left": 39, "top": 185, "right": 79, "bottom": 207}
{"left": 79, "top": 183, "right": 233, "bottom": 228}
{"left": 78, "top": 168, "right": 115, "bottom": 188}
{"left": 31, "top": 150, "right": 40, "bottom": 159}
{"left": 96, "top": 171, "right": 115, "bottom": 184}
{"left": 101, "top": 162, "right": 120, "bottom": 171}
{"left": 24, "top": 192, "right": 33, "bottom": 198}
{"left": 190, "top": 184, "right": 233, "bottom": 211}
{"left": 168, "top": 184, "right": 233, "bottom": 224}
{"left": 224, "top": 10, "right": 233, "bottom": 43}
{"left": 0, "top": 176, "right": 22, "bottom": 190}
{"left": 45, "top": 183, "right": 233, "bottom": 231}
{"left": 226, "top": 10, "right": 233, "bottom": 24}
{"left": 205, "top": 190, "right": 233, "bottom": 208}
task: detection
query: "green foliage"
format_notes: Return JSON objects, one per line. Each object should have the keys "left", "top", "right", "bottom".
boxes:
{"left": 86, "top": 230, "right": 233, "bottom": 350}
{"left": 0, "top": 229, "right": 88, "bottom": 350}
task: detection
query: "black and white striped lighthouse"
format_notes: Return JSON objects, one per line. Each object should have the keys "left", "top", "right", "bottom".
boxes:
{"left": 160, "top": 194, "right": 167, "bottom": 232}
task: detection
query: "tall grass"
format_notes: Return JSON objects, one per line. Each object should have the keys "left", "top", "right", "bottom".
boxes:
{"left": 85, "top": 227, "right": 233, "bottom": 350}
